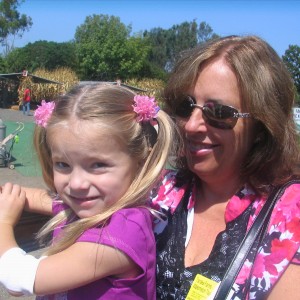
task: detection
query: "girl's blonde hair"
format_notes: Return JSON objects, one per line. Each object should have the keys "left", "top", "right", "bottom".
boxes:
{"left": 34, "top": 83, "right": 181, "bottom": 254}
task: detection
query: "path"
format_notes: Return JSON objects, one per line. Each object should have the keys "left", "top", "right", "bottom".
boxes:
{"left": 0, "top": 108, "right": 46, "bottom": 299}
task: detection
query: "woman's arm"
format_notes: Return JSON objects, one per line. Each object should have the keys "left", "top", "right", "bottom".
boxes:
{"left": 22, "top": 187, "right": 53, "bottom": 216}
{"left": 267, "top": 263, "right": 300, "bottom": 299}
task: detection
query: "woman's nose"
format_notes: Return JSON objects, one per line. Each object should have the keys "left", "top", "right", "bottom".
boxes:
{"left": 184, "top": 108, "right": 208, "bottom": 134}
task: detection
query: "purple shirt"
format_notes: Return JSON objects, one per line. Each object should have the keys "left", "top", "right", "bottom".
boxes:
{"left": 38, "top": 204, "right": 156, "bottom": 300}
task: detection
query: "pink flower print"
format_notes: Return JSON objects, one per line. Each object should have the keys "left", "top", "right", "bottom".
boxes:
{"left": 252, "top": 253, "right": 266, "bottom": 278}
{"left": 271, "top": 238, "right": 296, "bottom": 261}
{"left": 225, "top": 195, "right": 252, "bottom": 223}
{"left": 271, "top": 208, "right": 285, "bottom": 229}
{"left": 236, "top": 263, "right": 252, "bottom": 284}
{"left": 287, "top": 218, "right": 300, "bottom": 240}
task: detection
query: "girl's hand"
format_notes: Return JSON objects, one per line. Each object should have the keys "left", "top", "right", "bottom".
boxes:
{"left": 0, "top": 183, "right": 26, "bottom": 227}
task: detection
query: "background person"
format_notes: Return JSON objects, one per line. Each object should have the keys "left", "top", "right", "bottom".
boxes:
{"left": 152, "top": 35, "right": 300, "bottom": 299}
{"left": 0, "top": 84, "right": 180, "bottom": 299}
{"left": 22, "top": 87, "right": 31, "bottom": 115}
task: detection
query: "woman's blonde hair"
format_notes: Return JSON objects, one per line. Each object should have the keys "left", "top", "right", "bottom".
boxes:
{"left": 34, "top": 83, "right": 181, "bottom": 254}
{"left": 164, "top": 35, "right": 300, "bottom": 194}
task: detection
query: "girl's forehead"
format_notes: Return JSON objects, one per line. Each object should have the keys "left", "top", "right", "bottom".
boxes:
{"left": 50, "top": 118, "right": 113, "bottom": 134}
{"left": 48, "top": 119, "right": 122, "bottom": 146}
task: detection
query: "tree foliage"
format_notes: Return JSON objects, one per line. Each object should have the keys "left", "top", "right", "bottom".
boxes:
{"left": 1, "top": 11, "right": 221, "bottom": 81}
{"left": 75, "top": 14, "right": 150, "bottom": 81}
{"left": 0, "top": 54, "right": 6, "bottom": 72}
{"left": 0, "top": 0, "right": 32, "bottom": 55}
{"left": 5, "top": 40, "right": 77, "bottom": 72}
{"left": 144, "top": 21, "right": 219, "bottom": 72}
{"left": 282, "top": 45, "right": 300, "bottom": 96}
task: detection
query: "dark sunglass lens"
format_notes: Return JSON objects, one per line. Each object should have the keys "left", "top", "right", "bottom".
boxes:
{"left": 175, "top": 96, "right": 194, "bottom": 118}
{"left": 204, "top": 117, "right": 237, "bottom": 129}
{"left": 218, "top": 104, "right": 237, "bottom": 119}
{"left": 202, "top": 102, "right": 238, "bottom": 129}
{"left": 203, "top": 102, "right": 237, "bottom": 119}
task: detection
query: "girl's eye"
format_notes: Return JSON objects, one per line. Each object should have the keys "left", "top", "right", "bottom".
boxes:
{"left": 54, "top": 162, "right": 70, "bottom": 170}
{"left": 93, "top": 162, "right": 107, "bottom": 169}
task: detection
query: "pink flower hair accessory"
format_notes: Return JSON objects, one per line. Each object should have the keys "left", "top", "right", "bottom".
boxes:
{"left": 132, "top": 95, "right": 160, "bottom": 122}
{"left": 34, "top": 100, "right": 55, "bottom": 128}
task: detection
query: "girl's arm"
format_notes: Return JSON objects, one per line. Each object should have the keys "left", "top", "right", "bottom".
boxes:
{"left": 22, "top": 187, "right": 53, "bottom": 216}
{"left": 0, "top": 185, "right": 141, "bottom": 295}
{"left": 34, "top": 241, "right": 140, "bottom": 295}
{"left": 0, "top": 183, "right": 25, "bottom": 253}
{"left": 0, "top": 232, "right": 139, "bottom": 296}
{"left": 0, "top": 183, "right": 27, "bottom": 297}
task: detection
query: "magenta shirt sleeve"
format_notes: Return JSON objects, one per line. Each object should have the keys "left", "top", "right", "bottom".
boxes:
{"left": 76, "top": 207, "right": 155, "bottom": 273}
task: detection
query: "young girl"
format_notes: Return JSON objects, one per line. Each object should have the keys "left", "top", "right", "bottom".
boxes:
{"left": 0, "top": 84, "right": 180, "bottom": 299}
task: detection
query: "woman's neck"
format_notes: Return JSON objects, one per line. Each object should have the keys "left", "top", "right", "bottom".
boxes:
{"left": 195, "top": 176, "right": 243, "bottom": 208}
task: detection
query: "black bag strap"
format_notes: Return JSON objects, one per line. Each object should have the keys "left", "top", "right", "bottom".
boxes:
{"left": 213, "top": 180, "right": 300, "bottom": 300}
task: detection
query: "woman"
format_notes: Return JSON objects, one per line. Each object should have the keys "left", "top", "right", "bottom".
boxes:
{"left": 152, "top": 35, "right": 300, "bottom": 299}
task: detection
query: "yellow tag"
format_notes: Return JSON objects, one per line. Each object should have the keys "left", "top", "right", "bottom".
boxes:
{"left": 186, "top": 274, "right": 219, "bottom": 300}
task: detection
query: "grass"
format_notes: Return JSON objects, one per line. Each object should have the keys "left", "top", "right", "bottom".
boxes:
{"left": 3, "top": 121, "right": 42, "bottom": 177}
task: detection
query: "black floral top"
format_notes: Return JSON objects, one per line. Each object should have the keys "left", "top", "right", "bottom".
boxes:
{"left": 152, "top": 171, "right": 300, "bottom": 300}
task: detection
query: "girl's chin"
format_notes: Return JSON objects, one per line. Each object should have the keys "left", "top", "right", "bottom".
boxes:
{"left": 75, "top": 210, "right": 100, "bottom": 219}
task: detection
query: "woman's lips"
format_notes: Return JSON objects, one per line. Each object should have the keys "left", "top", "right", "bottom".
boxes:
{"left": 187, "top": 141, "right": 218, "bottom": 155}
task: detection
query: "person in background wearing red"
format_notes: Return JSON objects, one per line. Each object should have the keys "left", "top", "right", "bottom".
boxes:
{"left": 22, "top": 87, "right": 31, "bottom": 115}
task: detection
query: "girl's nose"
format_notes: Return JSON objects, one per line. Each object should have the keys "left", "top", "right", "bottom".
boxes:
{"left": 184, "top": 108, "right": 208, "bottom": 134}
{"left": 68, "top": 169, "right": 89, "bottom": 190}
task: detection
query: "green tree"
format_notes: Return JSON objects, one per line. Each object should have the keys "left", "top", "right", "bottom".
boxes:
{"left": 5, "top": 40, "right": 77, "bottom": 72}
{"left": 0, "top": 0, "right": 32, "bottom": 55}
{"left": 120, "top": 35, "right": 151, "bottom": 79}
{"left": 197, "top": 21, "right": 219, "bottom": 44}
{"left": 282, "top": 45, "right": 300, "bottom": 97}
{"left": 165, "top": 20, "right": 198, "bottom": 71}
{"left": 144, "top": 21, "right": 218, "bottom": 73}
{"left": 75, "top": 14, "right": 150, "bottom": 81}
{"left": 143, "top": 27, "right": 169, "bottom": 78}
{"left": 0, "top": 54, "right": 6, "bottom": 72}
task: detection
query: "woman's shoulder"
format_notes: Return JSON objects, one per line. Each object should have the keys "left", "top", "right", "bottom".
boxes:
{"left": 250, "top": 182, "right": 300, "bottom": 219}
{"left": 265, "top": 182, "right": 300, "bottom": 255}
{"left": 274, "top": 181, "right": 300, "bottom": 221}
{"left": 151, "top": 169, "right": 194, "bottom": 213}
{"left": 269, "top": 181, "right": 300, "bottom": 208}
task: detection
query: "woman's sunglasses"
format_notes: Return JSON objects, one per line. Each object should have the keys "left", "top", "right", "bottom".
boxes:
{"left": 174, "top": 95, "right": 251, "bottom": 129}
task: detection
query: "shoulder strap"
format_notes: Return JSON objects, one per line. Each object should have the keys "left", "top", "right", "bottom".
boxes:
{"left": 213, "top": 179, "right": 300, "bottom": 300}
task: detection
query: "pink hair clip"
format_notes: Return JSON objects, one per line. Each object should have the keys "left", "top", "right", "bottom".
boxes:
{"left": 132, "top": 95, "right": 160, "bottom": 123}
{"left": 34, "top": 100, "right": 55, "bottom": 128}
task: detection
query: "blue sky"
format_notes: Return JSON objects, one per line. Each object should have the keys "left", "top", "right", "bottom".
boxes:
{"left": 12, "top": 0, "right": 300, "bottom": 56}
